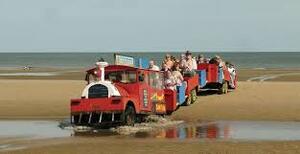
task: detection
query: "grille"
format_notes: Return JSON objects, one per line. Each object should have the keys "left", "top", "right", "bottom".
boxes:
{"left": 88, "top": 84, "right": 108, "bottom": 98}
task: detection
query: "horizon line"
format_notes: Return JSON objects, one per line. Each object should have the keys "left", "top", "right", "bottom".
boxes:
{"left": 0, "top": 50, "right": 300, "bottom": 53}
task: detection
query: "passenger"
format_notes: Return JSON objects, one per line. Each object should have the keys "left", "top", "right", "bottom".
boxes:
{"left": 185, "top": 51, "right": 197, "bottom": 71}
{"left": 163, "top": 54, "right": 174, "bottom": 69}
{"left": 197, "top": 54, "right": 205, "bottom": 64}
{"left": 192, "top": 56, "right": 197, "bottom": 70}
{"left": 179, "top": 54, "right": 187, "bottom": 72}
{"left": 204, "top": 58, "right": 210, "bottom": 63}
{"left": 171, "top": 55, "right": 177, "bottom": 63}
{"left": 227, "top": 63, "right": 236, "bottom": 88}
{"left": 172, "top": 63, "right": 184, "bottom": 86}
{"left": 161, "top": 63, "right": 169, "bottom": 72}
{"left": 164, "top": 70, "right": 177, "bottom": 90}
{"left": 209, "top": 55, "right": 224, "bottom": 67}
{"left": 148, "top": 60, "right": 160, "bottom": 71}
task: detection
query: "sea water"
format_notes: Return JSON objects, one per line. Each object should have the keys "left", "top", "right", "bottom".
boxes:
{"left": 0, "top": 52, "right": 299, "bottom": 69}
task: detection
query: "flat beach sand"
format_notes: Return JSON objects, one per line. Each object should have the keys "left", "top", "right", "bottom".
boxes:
{"left": 1, "top": 68, "right": 300, "bottom": 153}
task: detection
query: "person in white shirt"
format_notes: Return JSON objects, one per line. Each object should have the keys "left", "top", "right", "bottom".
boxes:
{"left": 148, "top": 60, "right": 160, "bottom": 71}
{"left": 192, "top": 57, "right": 197, "bottom": 70}
{"left": 227, "top": 63, "right": 236, "bottom": 88}
{"left": 185, "top": 51, "right": 197, "bottom": 70}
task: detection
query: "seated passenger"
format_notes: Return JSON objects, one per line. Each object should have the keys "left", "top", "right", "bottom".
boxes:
{"left": 185, "top": 50, "right": 197, "bottom": 71}
{"left": 204, "top": 58, "right": 210, "bottom": 63}
{"left": 197, "top": 54, "right": 205, "bottom": 64}
{"left": 210, "top": 55, "right": 225, "bottom": 67}
{"left": 148, "top": 60, "right": 160, "bottom": 71}
{"left": 161, "top": 63, "right": 169, "bottom": 72}
{"left": 163, "top": 54, "right": 174, "bottom": 69}
{"left": 164, "top": 70, "right": 176, "bottom": 90}
{"left": 172, "top": 63, "right": 184, "bottom": 86}
{"left": 179, "top": 54, "right": 187, "bottom": 72}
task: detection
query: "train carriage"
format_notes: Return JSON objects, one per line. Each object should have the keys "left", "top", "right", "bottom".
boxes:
{"left": 197, "top": 63, "right": 237, "bottom": 94}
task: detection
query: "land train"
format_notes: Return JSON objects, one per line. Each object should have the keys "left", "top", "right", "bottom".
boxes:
{"left": 70, "top": 56, "right": 237, "bottom": 127}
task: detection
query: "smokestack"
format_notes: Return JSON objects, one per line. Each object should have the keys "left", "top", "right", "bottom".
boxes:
{"left": 96, "top": 62, "right": 108, "bottom": 81}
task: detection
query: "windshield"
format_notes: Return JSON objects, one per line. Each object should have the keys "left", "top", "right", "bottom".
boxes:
{"left": 105, "top": 71, "right": 137, "bottom": 83}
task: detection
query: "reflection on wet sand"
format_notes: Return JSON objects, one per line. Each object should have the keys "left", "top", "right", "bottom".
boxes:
{"left": 2, "top": 120, "right": 300, "bottom": 142}
{"left": 152, "top": 123, "right": 230, "bottom": 140}
{"left": 151, "top": 121, "right": 300, "bottom": 141}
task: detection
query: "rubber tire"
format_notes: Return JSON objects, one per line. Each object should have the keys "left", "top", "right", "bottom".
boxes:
{"left": 121, "top": 106, "right": 136, "bottom": 126}
{"left": 184, "top": 94, "right": 192, "bottom": 106}
{"left": 191, "top": 89, "right": 197, "bottom": 104}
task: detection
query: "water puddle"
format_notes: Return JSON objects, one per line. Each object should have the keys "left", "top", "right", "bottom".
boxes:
{"left": 142, "top": 121, "right": 300, "bottom": 141}
{"left": 0, "top": 144, "right": 26, "bottom": 152}
{"left": 0, "top": 120, "right": 71, "bottom": 139}
{"left": 1, "top": 120, "right": 300, "bottom": 142}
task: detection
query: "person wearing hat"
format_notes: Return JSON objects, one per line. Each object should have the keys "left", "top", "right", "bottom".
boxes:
{"left": 179, "top": 54, "right": 187, "bottom": 72}
{"left": 197, "top": 54, "right": 205, "bottom": 64}
{"left": 185, "top": 50, "right": 197, "bottom": 71}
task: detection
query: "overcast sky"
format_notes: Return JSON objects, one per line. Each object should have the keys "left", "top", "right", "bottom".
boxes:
{"left": 0, "top": 0, "right": 299, "bottom": 52}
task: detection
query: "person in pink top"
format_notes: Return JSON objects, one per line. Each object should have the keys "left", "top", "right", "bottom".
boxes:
{"left": 164, "top": 70, "right": 177, "bottom": 90}
{"left": 172, "top": 63, "right": 184, "bottom": 86}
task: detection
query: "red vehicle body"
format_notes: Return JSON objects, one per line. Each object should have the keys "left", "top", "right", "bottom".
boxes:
{"left": 70, "top": 64, "right": 199, "bottom": 127}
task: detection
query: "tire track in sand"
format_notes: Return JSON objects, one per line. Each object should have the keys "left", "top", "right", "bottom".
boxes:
{"left": 247, "top": 73, "right": 300, "bottom": 82}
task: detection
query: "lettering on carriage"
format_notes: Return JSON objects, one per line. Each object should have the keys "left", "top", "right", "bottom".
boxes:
{"left": 143, "top": 89, "right": 148, "bottom": 107}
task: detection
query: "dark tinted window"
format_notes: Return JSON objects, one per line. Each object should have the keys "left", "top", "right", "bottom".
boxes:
{"left": 88, "top": 84, "right": 108, "bottom": 98}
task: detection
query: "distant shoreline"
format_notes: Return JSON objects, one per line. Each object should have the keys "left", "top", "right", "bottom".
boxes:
{"left": 1, "top": 51, "right": 300, "bottom": 53}
{"left": 0, "top": 67, "right": 300, "bottom": 82}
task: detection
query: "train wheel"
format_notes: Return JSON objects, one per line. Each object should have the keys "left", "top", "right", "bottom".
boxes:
{"left": 191, "top": 89, "right": 197, "bottom": 104}
{"left": 184, "top": 94, "right": 192, "bottom": 106}
{"left": 121, "top": 106, "right": 136, "bottom": 126}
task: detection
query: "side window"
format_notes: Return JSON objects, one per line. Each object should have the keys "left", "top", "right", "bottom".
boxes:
{"left": 149, "top": 72, "right": 163, "bottom": 89}
{"left": 128, "top": 72, "right": 137, "bottom": 83}
{"left": 155, "top": 72, "right": 163, "bottom": 89}
{"left": 138, "top": 71, "right": 148, "bottom": 84}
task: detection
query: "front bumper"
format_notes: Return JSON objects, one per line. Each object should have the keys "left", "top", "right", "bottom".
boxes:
{"left": 70, "top": 97, "right": 125, "bottom": 127}
{"left": 71, "top": 111, "right": 123, "bottom": 127}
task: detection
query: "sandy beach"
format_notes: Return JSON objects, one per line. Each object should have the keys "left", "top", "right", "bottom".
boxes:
{"left": 1, "top": 68, "right": 300, "bottom": 153}
{"left": 1, "top": 80, "right": 300, "bottom": 122}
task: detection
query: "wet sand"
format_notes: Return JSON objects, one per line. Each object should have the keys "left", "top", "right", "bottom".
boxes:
{"left": 1, "top": 68, "right": 300, "bottom": 153}
{"left": 0, "top": 137, "right": 300, "bottom": 154}
{"left": 172, "top": 82, "right": 300, "bottom": 122}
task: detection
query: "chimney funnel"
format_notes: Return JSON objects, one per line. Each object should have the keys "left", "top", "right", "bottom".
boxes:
{"left": 96, "top": 62, "right": 108, "bottom": 81}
